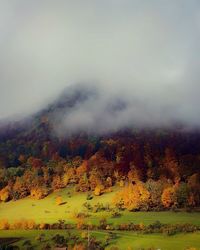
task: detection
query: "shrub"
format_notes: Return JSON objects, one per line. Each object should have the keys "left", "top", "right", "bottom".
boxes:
{"left": 52, "top": 234, "right": 66, "bottom": 247}
{"left": 35, "top": 233, "right": 45, "bottom": 242}
{"left": 30, "top": 187, "right": 49, "bottom": 200}
{"left": 27, "top": 219, "right": 36, "bottom": 229}
{"left": 0, "top": 219, "right": 10, "bottom": 229}
{"left": 94, "top": 186, "right": 102, "bottom": 196}
{"left": 99, "top": 218, "right": 108, "bottom": 230}
{"left": 55, "top": 196, "right": 63, "bottom": 205}
{"left": 86, "top": 193, "right": 93, "bottom": 200}
{"left": 0, "top": 186, "right": 10, "bottom": 202}
{"left": 111, "top": 211, "right": 121, "bottom": 218}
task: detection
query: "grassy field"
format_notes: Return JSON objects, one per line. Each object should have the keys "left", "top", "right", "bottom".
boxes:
{"left": 0, "top": 187, "right": 200, "bottom": 249}
{"left": 0, "top": 230, "right": 200, "bottom": 250}
{"left": 0, "top": 187, "right": 200, "bottom": 226}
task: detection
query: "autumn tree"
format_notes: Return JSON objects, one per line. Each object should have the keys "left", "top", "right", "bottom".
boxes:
{"left": 76, "top": 174, "right": 89, "bottom": 192}
{"left": 0, "top": 186, "right": 10, "bottom": 202}
{"left": 161, "top": 186, "right": 176, "bottom": 208}
{"left": 94, "top": 184, "right": 104, "bottom": 196}
{"left": 113, "top": 182, "right": 150, "bottom": 211}
{"left": 187, "top": 173, "right": 200, "bottom": 206}
{"left": 52, "top": 175, "right": 64, "bottom": 190}
{"left": 145, "top": 179, "right": 164, "bottom": 208}
{"left": 76, "top": 160, "right": 88, "bottom": 177}
{"left": 30, "top": 186, "right": 49, "bottom": 200}
{"left": 56, "top": 196, "right": 63, "bottom": 206}
{"left": 13, "top": 177, "right": 29, "bottom": 199}
{"left": 162, "top": 148, "right": 180, "bottom": 182}
{"left": 0, "top": 219, "right": 10, "bottom": 229}
{"left": 175, "top": 182, "right": 190, "bottom": 207}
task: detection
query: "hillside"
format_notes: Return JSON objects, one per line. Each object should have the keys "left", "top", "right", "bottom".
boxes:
{"left": 0, "top": 85, "right": 199, "bottom": 213}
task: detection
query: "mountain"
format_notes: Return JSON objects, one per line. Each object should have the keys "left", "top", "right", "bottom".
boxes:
{"left": 0, "top": 84, "right": 199, "bottom": 173}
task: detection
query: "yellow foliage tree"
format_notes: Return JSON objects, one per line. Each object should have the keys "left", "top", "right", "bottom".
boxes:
{"left": 27, "top": 219, "right": 36, "bottom": 229}
{"left": 113, "top": 182, "right": 150, "bottom": 211}
{"left": 0, "top": 186, "right": 10, "bottom": 202}
{"left": 62, "top": 173, "right": 70, "bottom": 187}
{"left": 161, "top": 186, "right": 176, "bottom": 208}
{"left": 55, "top": 196, "right": 63, "bottom": 205}
{"left": 94, "top": 184, "right": 104, "bottom": 196}
{"left": 30, "top": 187, "right": 48, "bottom": 200}
{"left": 76, "top": 160, "right": 88, "bottom": 177}
{"left": 0, "top": 219, "right": 10, "bottom": 229}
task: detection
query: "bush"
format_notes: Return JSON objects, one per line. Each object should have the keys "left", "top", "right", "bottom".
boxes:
{"left": 111, "top": 211, "right": 121, "bottom": 218}
{"left": 0, "top": 219, "right": 10, "bottom": 229}
{"left": 30, "top": 187, "right": 49, "bottom": 200}
{"left": 86, "top": 193, "right": 93, "bottom": 200}
{"left": 52, "top": 234, "right": 66, "bottom": 247}
{"left": 55, "top": 196, "right": 63, "bottom": 205}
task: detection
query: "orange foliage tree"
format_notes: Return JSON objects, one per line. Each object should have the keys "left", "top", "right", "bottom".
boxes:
{"left": 30, "top": 186, "right": 48, "bottom": 200}
{"left": 55, "top": 196, "right": 63, "bottom": 205}
{"left": 161, "top": 186, "right": 176, "bottom": 208}
{"left": 0, "top": 186, "right": 10, "bottom": 202}
{"left": 113, "top": 182, "right": 150, "bottom": 211}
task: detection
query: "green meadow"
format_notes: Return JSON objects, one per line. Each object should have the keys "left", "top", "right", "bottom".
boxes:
{"left": 0, "top": 187, "right": 200, "bottom": 249}
{"left": 0, "top": 187, "right": 200, "bottom": 225}
{"left": 0, "top": 230, "right": 200, "bottom": 250}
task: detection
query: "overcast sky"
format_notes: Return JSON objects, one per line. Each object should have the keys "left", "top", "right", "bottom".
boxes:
{"left": 0, "top": 0, "right": 200, "bottom": 131}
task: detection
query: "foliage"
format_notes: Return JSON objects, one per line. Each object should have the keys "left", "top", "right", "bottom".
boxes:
{"left": 113, "top": 182, "right": 150, "bottom": 211}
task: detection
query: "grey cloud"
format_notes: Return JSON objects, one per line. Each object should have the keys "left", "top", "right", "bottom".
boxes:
{"left": 0, "top": 0, "right": 200, "bottom": 133}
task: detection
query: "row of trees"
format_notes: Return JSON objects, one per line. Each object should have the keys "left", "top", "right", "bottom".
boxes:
{"left": 113, "top": 177, "right": 200, "bottom": 211}
{"left": 1, "top": 217, "right": 199, "bottom": 236}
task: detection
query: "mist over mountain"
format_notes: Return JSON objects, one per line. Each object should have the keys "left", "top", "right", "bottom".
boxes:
{"left": 0, "top": 0, "right": 200, "bottom": 133}
{"left": 40, "top": 83, "right": 199, "bottom": 137}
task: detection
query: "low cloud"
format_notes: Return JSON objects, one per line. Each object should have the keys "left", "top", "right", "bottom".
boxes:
{"left": 0, "top": 0, "right": 200, "bottom": 133}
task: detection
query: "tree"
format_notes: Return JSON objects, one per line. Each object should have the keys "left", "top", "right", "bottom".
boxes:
{"left": 128, "top": 165, "right": 141, "bottom": 182}
{"left": 0, "top": 219, "right": 10, "bottom": 229}
{"left": 56, "top": 196, "right": 63, "bottom": 205}
{"left": 52, "top": 175, "right": 64, "bottom": 190}
{"left": 105, "top": 177, "right": 112, "bottom": 187}
{"left": 27, "top": 157, "right": 43, "bottom": 169}
{"left": 94, "top": 184, "right": 104, "bottom": 196}
{"left": 163, "top": 148, "right": 180, "bottom": 181}
{"left": 89, "top": 169, "right": 103, "bottom": 191}
{"left": 30, "top": 186, "right": 48, "bottom": 200}
{"left": 13, "top": 177, "right": 29, "bottom": 199}
{"left": 76, "top": 174, "right": 89, "bottom": 192}
{"left": 187, "top": 173, "right": 200, "bottom": 206}
{"left": 0, "top": 186, "right": 10, "bottom": 202}
{"left": 27, "top": 219, "right": 36, "bottom": 229}
{"left": 161, "top": 186, "right": 176, "bottom": 208}
{"left": 113, "top": 182, "right": 150, "bottom": 211}
{"left": 145, "top": 179, "right": 164, "bottom": 208}
{"left": 76, "top": 160, "right": 88, "bottom": 177}
{"left": 62, "top": 173, "right": 69, "bottom": 187}
{"left": 175, "top": 182, "right": 189, "bottom": 207}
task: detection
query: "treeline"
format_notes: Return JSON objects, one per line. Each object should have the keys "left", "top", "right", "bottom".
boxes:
{"left": 0, "top": 218, "right": 199, "bottom": 236}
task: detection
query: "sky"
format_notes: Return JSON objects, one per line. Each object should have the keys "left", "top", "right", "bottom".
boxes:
{"left": 0, "top": 0, "right": 200, "bottom": 132}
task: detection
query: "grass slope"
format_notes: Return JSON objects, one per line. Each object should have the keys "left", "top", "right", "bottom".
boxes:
{"left": 0, "top": 187, "right": 200, "bottom": 226}
{"left": 1, "top": 187, "right": 200, "bottom": 249}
